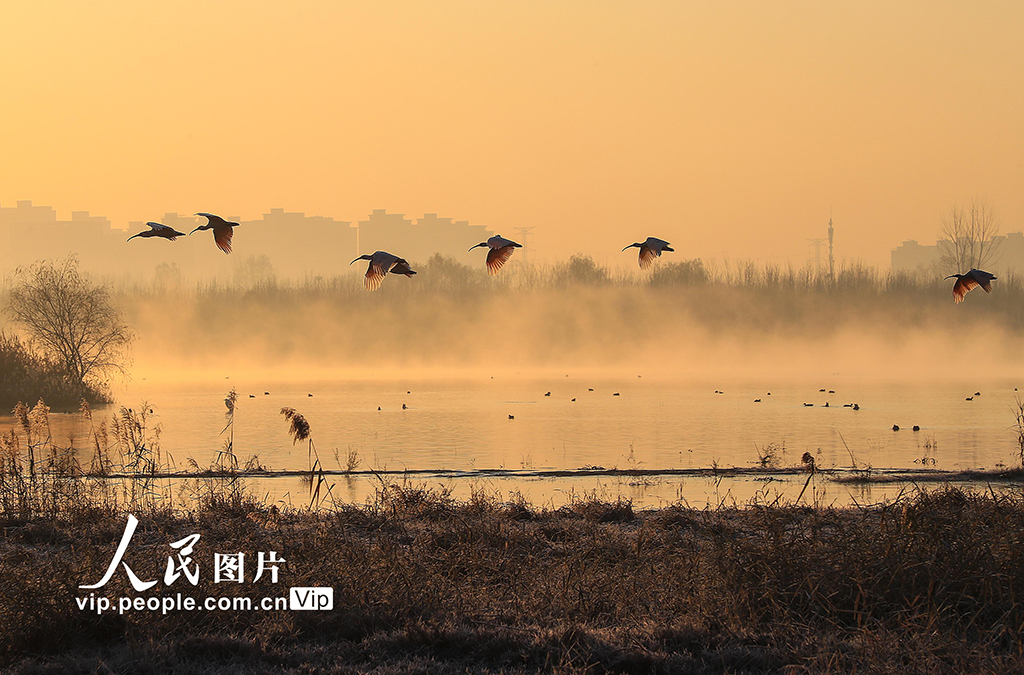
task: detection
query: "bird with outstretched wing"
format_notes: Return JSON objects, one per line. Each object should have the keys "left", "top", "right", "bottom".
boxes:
{"left": 127, "top": 221, "right": 186, "bottom": 242}
{"left": 190, "top": 213, "right": 239, "bottom": 253}
{"left": 945, "top": 269, "right": 996, "bottom": 304}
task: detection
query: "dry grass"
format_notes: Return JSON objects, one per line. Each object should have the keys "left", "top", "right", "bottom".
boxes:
{"left": 1, "top": 483, "right": 1023, "bottom": 673}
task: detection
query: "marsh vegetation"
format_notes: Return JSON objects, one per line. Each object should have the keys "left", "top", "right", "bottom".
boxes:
{"left": 2, "top": 474, "right": 1023, "bottom": 673}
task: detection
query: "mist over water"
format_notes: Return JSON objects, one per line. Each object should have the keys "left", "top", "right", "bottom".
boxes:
{"left": 35, "top": 260, "right": 1017, "bottom": 507}
{"left": 119, "top": 260, "right": 1024, "bottom": 382}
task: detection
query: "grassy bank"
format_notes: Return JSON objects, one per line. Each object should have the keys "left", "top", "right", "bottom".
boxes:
{"left": 2, "top": 484, "right": 1023, "bottom": 674}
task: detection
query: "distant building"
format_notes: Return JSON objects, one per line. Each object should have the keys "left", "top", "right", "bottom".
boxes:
{"left": 0, "top": 201, "right": 498, "bottom": 283}
{"left": 238, "top": 208, "right": 354, "bottom": 279}
{"left": 356, "top": 210, "right": 414, "bottom": 259}
{"left": 891, "top": 240, "right": 941, "bottom": 273}
{"left": 0, "top": 201, "right": 121, "bottom": 275}
{"left": 0, "top": 200, "right": 56, "bottom": 224}
{"left": 119, "top": 209, "right": 359, "bottom": 282}
{"left": 892, "top": 232, "right": 1024, "bottom": 274}
{"left": 992, "top": 232, "right": 1024, "bottom": 272}
{"left": 357, "top": 209, "right": 493, "bottom": 267}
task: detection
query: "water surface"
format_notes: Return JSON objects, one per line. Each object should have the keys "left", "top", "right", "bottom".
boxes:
{"left": 9, "top": 375, "right": 1024, "bottom": 508}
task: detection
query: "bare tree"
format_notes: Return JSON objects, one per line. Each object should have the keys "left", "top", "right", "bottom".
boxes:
{"left": 6, "top": 256, "right": 133, "bottom": 389}
{"left": 938, "top": 199, "right": 1000, "bottom": 273}
{"left": 233, "top": 254, "right": 276, "bottom": 290}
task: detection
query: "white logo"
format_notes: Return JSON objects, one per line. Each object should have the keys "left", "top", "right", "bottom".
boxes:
{"left": 79, "top": 514, "right": 285, "bottom": 590}
{"left": 289, "top": 587, "right": 333, "bottom": 610}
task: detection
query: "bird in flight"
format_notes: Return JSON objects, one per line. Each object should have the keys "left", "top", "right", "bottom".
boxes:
{"left": 469, "top": 235, "right": 522, "bottom": 275}
{"left": 127, "top": 222, "right": 186, "bottom": 242}
{"left": 945, "top": 269, "right": 996, "bottom": 304}
{"left": 190, "top": 213, "right": 239, "bottom": 253}
{"left": 622, "top": 237, "right": 673, "bottom": 269}
{"left": 350, "top": 251, "right": 417, "bottom": 291}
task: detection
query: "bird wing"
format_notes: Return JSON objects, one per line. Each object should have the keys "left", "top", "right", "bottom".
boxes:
{"left": 969, "top": 269, "right": 995, "bottom": 292}
{"left": 486, "top": 245, "right": 516, "bottom": 275}
{"left": 146, "top": 222, "right": 183, "bottom": 240}
{"left": 389, "top": 260, "right": 416, "bottom": 277}
{"left": 364, "top": 257, "right": 392, "bottom": 290}
{"left": 488, "top": 235, "right": 521, "bottom": 249}
{"left": 638, "top": 245, "right": 657, "bottom": 270}
{"left": 646, "top": 237, "right": 670, "bottom": 251}
{"left": 213, "top": 224, "right": 234, "bottom": 253}
{"left": 196, "top": 213, "right": 228, "bottom": 226}
{"left": 952, "top": 276, "right": 979, "bottom": 303}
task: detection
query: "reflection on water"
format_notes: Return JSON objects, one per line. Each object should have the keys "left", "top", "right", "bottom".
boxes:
{"left": 4, "top": 375, "right": 1023, "bottom": 507}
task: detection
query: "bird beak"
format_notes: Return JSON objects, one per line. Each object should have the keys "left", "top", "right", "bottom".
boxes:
{"left": 349, "top": 257, "right": 361, "bottom": 265}
{"left": 468, "top": 243, "right": 484, "bottom": 251}
{"left": 621, "top": 245, "right": 634, "bottom": 252}
{"left": 188, "top": 227, "right": 200, "bottom": 235}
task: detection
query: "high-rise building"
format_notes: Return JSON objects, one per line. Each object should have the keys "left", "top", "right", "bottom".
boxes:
{"left": 357, "top": 210, "right": 492, "bottom": 268}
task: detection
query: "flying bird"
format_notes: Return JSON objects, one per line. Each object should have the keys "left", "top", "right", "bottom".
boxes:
{"left": 622, "top": 237, "right": 673, "bottom": 269}
{"left": 469, "top": 235, "right": 522, "bottom": 275}
{"left": 945, "top": 269, "right": 996, "bottom": 304}
{"left": 127, "top": 222, "right": 186, "bottom": 242}
{"left": 190, "top": 213, "right": 239, "bottom": 253}
{"left": 350, "top": 251, "right": 417, "bottom": 291}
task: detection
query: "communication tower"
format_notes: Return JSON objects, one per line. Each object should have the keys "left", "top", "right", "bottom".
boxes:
{"left": 828, "top": 210, "right": 835, "bottom": 280}
{"left": 514, "top": 226, "right": 535, "bottom": 263}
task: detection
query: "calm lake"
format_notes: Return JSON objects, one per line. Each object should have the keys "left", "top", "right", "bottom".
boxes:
{"left": 9, "top": 375, "right": 1024, "bottom": 508}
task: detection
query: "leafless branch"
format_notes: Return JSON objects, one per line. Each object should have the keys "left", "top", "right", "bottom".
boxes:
{"left": 938, "top": 198, "right": 1000, "bottom": 273}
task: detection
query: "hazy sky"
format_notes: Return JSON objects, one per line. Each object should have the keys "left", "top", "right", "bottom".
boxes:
{"left": 1, "top": 1, "right": 1021, "bottom": 268}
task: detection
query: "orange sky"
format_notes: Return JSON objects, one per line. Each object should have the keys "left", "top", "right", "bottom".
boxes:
{"left": 0, "top": 1, "right": 1021, "bottom": 268}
